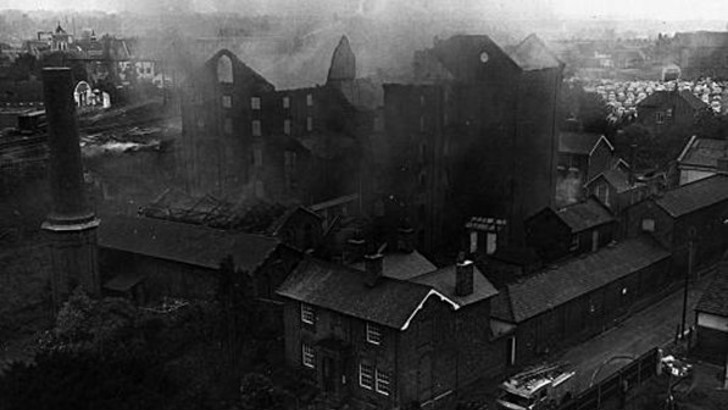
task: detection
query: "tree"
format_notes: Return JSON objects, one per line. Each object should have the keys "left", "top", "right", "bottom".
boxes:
{"left": 239, "top": 373, "right": 289, "bottom": 410}
{"left": 694, "top": 107, "right": 728, "bottom": 140}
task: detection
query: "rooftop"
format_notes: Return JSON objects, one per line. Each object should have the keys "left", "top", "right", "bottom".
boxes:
{"left": 637, "top": 90, "right": 707, "bottom": 112}
{"left": 695, "top": 261, "right": 728, "bottom": 317}
{"left": 556, "top": 198, "right": 615, "bottom": 232}
{"left": 491, "top": 237, "right": 670, "bottom": 323}
{"left": 655, "top": 174, "right": 728, "bottom": 218}
{"left": 411, "top": 264, "right": 499, "bottom": 307}
{"left": 507, "top": 34, "right": 563, "bottom": 71}
{"left": 98, "top": 214, "right": 280, "bottom": 272}
{"left": 587, "top": 168, "right": 635, "bottom": 193}
{"left": 350, "top": 251, "right": 437, "bottom": 281}
{"left": 677, "top": 136, "right": 728, "bottom": 169}
{"left": 559, "top": 131, "right": 613, "bottom": 156}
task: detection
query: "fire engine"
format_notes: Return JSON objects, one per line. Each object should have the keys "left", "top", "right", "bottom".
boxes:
{"left": 495, "top": 364, "right": 576, "bottom": 410}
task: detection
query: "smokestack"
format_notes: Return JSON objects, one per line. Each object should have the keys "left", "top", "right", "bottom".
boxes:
{"left": 455, "top": 253, "right": 474, "bottom": 297}
{"left": 41, "top": 67, "right": 100, "bottom": 310}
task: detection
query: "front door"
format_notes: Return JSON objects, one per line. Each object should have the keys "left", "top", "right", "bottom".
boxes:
{"left": 322, "top": 356, "right": 337, "bottom": 393}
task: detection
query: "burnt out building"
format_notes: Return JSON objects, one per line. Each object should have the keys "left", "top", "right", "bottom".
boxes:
{"left": 277, "top": 254, "right": 500, "bottom": 410}
{"left": 180, "top": 36, "right": 378, "bottom": 208}
{"left": 382, "top": 34, "right": 563, "bottom": 254}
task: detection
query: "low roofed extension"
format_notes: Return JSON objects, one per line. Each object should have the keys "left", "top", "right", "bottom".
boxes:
{"left": 556, "top": 198, "right": 615, "bottom": 233}
{"left": 655, "top": 174, "right": 728, "bottom": 218}
{"left": 492, "top": 236, "right": 670, "bottom": 323}
{"left": 695, "top": 260, "right": 728, "bottom": 317}
{"left": 98, "top": 214, "right": 280, "bottom": 272}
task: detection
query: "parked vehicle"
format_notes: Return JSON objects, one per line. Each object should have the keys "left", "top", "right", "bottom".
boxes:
{"left": 495, "top": 364, "right": 575, "bottom": 410}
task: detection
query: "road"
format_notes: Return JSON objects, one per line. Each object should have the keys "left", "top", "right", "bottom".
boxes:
{"left": 553, "top": 267, "right": 713, "bottom": 394}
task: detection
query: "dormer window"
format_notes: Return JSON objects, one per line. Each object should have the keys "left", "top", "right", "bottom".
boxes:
{"left": 366, "top": 323, "right": 382, "bottom": 345}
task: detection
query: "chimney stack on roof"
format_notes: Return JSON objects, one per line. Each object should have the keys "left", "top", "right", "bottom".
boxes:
{"left": 455, "top": 252, "right": 474, "bottom": 297}
{"left": 364, "top": 243, "right": 386, "bottom": 287}
{"left": 397, "top": 226, "right": 415, "bottom": 253}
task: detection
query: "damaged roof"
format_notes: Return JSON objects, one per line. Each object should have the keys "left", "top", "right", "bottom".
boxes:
{"left": 492, "top": 237, "right": 670, "bottom": 323}
{"left": 655, "top": 174, "right": 728, "bottom": 218}
{"left": 556, "top": 198, "right": 615, "bottom": 232}
{"left": 98, "top": 214, "right": 280, "bottom": 272}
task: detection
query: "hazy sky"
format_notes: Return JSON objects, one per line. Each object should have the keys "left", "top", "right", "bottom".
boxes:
{"left": 0, "top": 0, "right": 726, "bottom": 22}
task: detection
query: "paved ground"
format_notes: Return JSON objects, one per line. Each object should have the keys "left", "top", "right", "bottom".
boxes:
{"left": 553, "top": 268, "right": 714, "bottom": 395}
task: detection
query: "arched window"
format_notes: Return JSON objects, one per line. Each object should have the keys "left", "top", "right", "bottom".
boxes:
{"left": 217, "top": 55, "right": 233, "bottom": 84}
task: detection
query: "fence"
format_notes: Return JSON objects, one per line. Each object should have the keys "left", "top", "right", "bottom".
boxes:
{"left": 558, "top": 348, "right": 659, "bottom": 410}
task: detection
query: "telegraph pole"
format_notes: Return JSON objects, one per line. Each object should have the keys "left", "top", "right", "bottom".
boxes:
{"left": 681, "top": 229, "right": 696, "bottom": 339}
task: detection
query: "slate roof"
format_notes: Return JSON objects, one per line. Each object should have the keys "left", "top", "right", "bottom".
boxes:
{"left": 508, "top": 34, "right": 562, "bottom": 71}
{"left": 277, "top": 258, "right": 437, "bottom": 329}
{"left": 350, "top": 251, "right": 437, "bottom": 281}
{"left": 559, "top": 132, "right": 612, "bottom": 156}
{"left": 491, "top": 237, "right": 670, "bottom": 323}
{"left": 587, "top": 168, "right": 633, "bottom": 193}
{"left": 411, "top": 264, "right": 498, "bottom": 307}
{"left": 677, "top": 136, "right": 728, "bottom": 169}
{"left": 637, "top": 90, "right": 707, "bottom": 112}
{"left": 556, "top": 198, "right": 615, "bottom": 232}
{"left": 655, "top": 174, "right": 728, "bottom": 218}
{"left": 98, "top": 214, "right": 280, "bottom": 272}
{"left": 695, "top": 261, "right": 728, "bottom": 317}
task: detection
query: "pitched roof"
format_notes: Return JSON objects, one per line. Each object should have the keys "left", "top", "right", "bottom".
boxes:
{"left": 98, "top": 214, "right": 280, "bottom": 272}
{"left": 508, "top": 34, "right": 562, "bottom": 71}
{"left": 677, "top": 136, "right": 728, "bottom": 169}
{"left": 637, "top": 90, "right": 707, "bottom": 111}
{"left": 350, "top": 251, "right": 437, "bottom": 281}
{"left": 696, "top": 261, "right": 728, "bottom": 317}
{"left": 492, "top": 237, "right": 670, "bottom": 323}
{"left": 587, "top": 168, "right": 633, "bottom": 193}
{"left": 559, "top": 132, "right": 613, "bottom": 156}
{"left": 556, "top": 198, "right": 615, "bottom": 232}
{"left": 411, "top": 264, "right": 498, "bottom": 307}
{"left": 655, "top": 174, "right": 728, "bottom": 217}
{"left": 277, "top": 258, "right": 451, "bottom": 329}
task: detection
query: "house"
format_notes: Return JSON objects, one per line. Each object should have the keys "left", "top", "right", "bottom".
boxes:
{"left": 97, "top": 214, "right": 301, "bottom": 307}
{"left": 382, "top": 34, "right": 563, "bottom": 253}
{"left": 525, "top": 198, "right": 616, "bottom": 263}
{"left": 277, "top": 254, "right": 500, "bottom": 410}
{"left": 636, "top": 90, "right": 706, "bottom": 137}
{"left": 556, "top": 131, "right": 615, "bottom": 206}
{"left": 585, "top": 167, "right": 652, "bottom": 214}
{"left": 490, "top": 237, "right": 671, "bottom": 367}
{"left": 624, "top": 174, "right": 728, "bottom": 275}
{"left": 693, "top": 259, "right": 728, "bottom": 365}
{"left": 676, "top": 135, "right": 728, "bottom": 185}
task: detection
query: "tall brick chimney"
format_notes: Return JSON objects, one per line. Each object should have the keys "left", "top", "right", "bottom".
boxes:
{"left": 41, "top": 67, "right": 100, "bottom": 310}
{"left": 455, "top": 257, "right": 474, "bottom": 297}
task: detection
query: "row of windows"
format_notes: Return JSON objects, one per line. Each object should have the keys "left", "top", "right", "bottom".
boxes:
{"left": 301, "top": 303, "right": 383, "bottom": 345}
{"left": 221, "top": 95, "right": 313, "bottom": 110}
{"left": 359, "top": 362, "right": 391, "bottom": 396}
{"left": 220, "top": 118, "right": 312, "bottom": 136}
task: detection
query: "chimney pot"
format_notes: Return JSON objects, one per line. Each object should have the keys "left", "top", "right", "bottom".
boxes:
{"left": 455, "top": 259, "right": 474, "bottom": 297}
{"left": 364, "top": 252, "right": 384, "bottom": 287}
